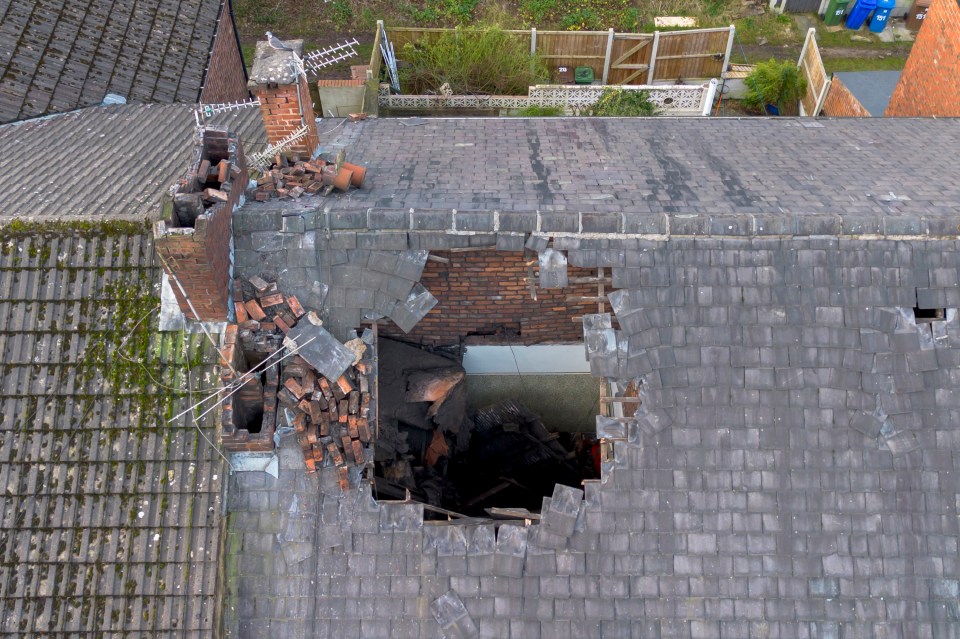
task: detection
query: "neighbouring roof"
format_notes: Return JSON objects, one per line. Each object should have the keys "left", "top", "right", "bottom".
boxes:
{"left": 259, "top": 116, "right": 960, "bottom": 216}
{"left": 0, "top": 103, "right": 265, "bottom": 221}
{"left": 0, "top": 0, "right": 229, "bottom": 123}
{"left": 0, "top": 224, "right": 225, "bottom": 635}
{"left": 833, "top": 71, "right": 902, "bottom": 116}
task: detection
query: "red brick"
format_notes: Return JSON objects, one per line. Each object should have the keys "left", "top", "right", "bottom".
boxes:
{"left": 886, "top": 0, "right": 960, "bottom": 116}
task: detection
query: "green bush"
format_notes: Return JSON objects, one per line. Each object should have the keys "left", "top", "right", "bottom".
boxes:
{"left": 742, "top": 58, "right": 807, "bottom": 116}
{"left": 521, "top": 0, "right": 560, "bottom": 23}
{"left": 560, "top": 9, "right": 601, "bottom": 30}
{"left": 618, "top": 7, "right": 641, "bottom": 31}
{"left": 513, "top": 105, "right": 564, "bottom": 116}
{"left": 589, "top": 88, "right": 659, "bottom": 116}
{"left": 330, "top": 0, "right": 353, "bottom": 29}
{"left": 398, "top": 24, "right": 550, "bottom": 95}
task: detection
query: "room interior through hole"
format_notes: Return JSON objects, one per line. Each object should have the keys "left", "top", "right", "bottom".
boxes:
{"left": 375, "top": 338, "right": 599, "bottom": 519}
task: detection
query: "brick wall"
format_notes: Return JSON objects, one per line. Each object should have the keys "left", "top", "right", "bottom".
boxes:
{"left": 885, "top": 0, "right": 960, "bottom": 116}
{"left": 379, "top": 250, "right": 614, "bottom": 346}
{"left": 199, "top": 2, "right": 249, "bottom": 104}
{"left": 251, "top": 78, "right": 319, "bottom": 158}
{"left": 156, "top": 128, "right": 247, "bottom": 321}
{"left": 821, "top": 77, "right": 872, "bottom": 117}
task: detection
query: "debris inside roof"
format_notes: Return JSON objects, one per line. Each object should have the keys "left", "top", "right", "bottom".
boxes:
{"left": 374, "top": 338, "right": 598, "bottom": 518}
{"left": 228, "top": 275, "right": 375, "bottom": 488}
{"left": 250, "top": 153, "right": 366, "bottom": 201}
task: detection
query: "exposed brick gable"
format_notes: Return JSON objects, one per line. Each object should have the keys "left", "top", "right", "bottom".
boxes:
{"left": 885, "top": 0, "right": 960, "bottom": 116}
{"left": 822, "top": 77, "right": 872, "bottom": 117}
{"left": 200, "top": 2, "right": 250, "bottom": 104}
{"left": 379, "top": 250, "right": 615, "bottom": 346}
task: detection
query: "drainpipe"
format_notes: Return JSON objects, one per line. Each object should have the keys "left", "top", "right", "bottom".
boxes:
{"left": 701, "top": 78, "right": 718, "bottom": 117}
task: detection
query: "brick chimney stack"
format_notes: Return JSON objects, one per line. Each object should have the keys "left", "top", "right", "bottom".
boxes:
{"left": 155, "top": 127, "right": 248, "bottom": 322}
{"left": 247, "top": 39, "right": 320, "bottom": 158}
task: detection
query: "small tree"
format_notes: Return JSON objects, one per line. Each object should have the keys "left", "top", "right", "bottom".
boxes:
{"left": 742, "top": 59, "right": 807, "bottom": 116}
{"left": 589, "top": 88, "right": 659, "bottom": 116}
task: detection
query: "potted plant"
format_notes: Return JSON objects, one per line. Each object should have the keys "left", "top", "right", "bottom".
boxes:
{"left": 742, "top": 59, "right": 808, "bottom": 116}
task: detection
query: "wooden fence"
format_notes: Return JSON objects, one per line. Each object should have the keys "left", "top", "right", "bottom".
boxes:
{"left": 370, "top": 23, "right": 735, "bottom": 88}
{"left": 797, "top": 28, "right": 829, "bottom": 116}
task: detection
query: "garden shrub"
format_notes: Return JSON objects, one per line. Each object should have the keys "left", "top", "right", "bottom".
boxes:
{"left": 589, "top": 88, "right": 659, "bottom": 116}
{"left": 398, "top": 24, "right": 549, "bottom": 95}
{"left": 742, "top": 58, "right": 807, "bottom": 115}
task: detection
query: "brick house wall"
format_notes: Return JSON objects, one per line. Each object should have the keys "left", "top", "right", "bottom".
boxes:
{"left": 380, "top": 250, "right": 614, "bottom": 346}
{"left": 821, "top": 77, "right": 872, "bottom": 117}
{"left": 885, "top": 0, "right": 960, "bottom": 116}
{"left": 156, "top": 128, "right": 247, "bottom": 321}
{"left": 200, "top": 1, "right": 250, "bottom": 104}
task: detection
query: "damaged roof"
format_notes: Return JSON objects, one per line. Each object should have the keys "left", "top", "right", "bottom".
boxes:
{"left": 0, "top": 0, "right": 230, "bottom": 123}
{"left": 0, "top": 103, "right": 265, "bottom": 221}
{"left": 0, "top": 223, "right": 226, "bottom": 635}
{"left": 227, "top": 117, "right": 960, "bottom": 638}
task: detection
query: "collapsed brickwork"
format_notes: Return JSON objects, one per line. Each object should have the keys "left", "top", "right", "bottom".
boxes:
{"left": 155, "top": 126, "right": 247, "bottom": 321}
{"left": 886, "top": 0, "right": 960, "bottom": 116}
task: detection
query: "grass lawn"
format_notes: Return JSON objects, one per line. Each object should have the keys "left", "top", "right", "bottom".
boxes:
{"left": 823, "top": 54, "right": 908, "bottom": 73}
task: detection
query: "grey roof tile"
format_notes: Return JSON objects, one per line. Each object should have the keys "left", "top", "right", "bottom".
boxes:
{"left": 0, "top": 0, "right": 237, "bottom": 123}
{"left": 0, "top": 103, "right": 265, "bottom": 221}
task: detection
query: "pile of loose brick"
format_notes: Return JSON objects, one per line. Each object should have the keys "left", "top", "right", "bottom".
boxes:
{"left": 280, "top": 356, "right": 373, "bottom": 486}
{"left": 234, "top": 275, "right": 374, "bottom": 488}
{"left": 235, "top": 275, "right": 306, "bottom": 333}
{"left": 251, "top": 157, "right": 364, "bottom": 202}
{"left": 196, "top": 157, "right": 235, "bottom": 206}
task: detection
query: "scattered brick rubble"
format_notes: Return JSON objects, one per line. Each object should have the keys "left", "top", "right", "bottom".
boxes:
{"left": 251, "top": 155, "right": 367, "bottom": 202}
{"left": 232, "top": 274, "right": 375, "bottom": 489}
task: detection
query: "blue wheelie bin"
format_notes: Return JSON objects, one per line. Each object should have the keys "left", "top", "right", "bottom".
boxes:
{"left": 846, "top": 0, "right": 877, "bottom": 28}
{"left": 869, "top": 0, "right": 897, "bottom": 31}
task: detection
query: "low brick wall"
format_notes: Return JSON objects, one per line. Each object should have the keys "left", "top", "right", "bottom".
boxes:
{"left": 219, "top": 325, "right": 279, "bottom": 452}
{"left": 822, "top": 77, "right": 872, "bottom": 117}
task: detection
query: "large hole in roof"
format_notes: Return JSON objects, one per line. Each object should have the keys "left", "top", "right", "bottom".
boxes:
{"left": 374, "top": 338, "right": 599, "bottom": 518}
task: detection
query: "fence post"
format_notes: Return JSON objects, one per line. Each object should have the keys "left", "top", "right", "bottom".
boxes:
{"left": 647, "top": 31, "right": 660, "bottom": 84}
{"left": 530, "top": 28, "right": 537, "bottom": 77}
{"left": 814, "top": 79, "right": 831, "bottom": 116}
{"left": 722, "top": 25, "right": 735, "bottom": 76}
{"left": 602, "top": 29, "right": 615, "bottom": 85}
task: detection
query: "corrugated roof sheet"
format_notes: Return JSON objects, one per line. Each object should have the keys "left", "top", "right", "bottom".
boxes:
{"left": 0, "top": 0, "right": 228, "bottom": 123}
{"left": 0, "top": 226, "right": 225, "bottom": 635}
{"left": 0, "top": 102, "right": 266, "bottom": 221}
